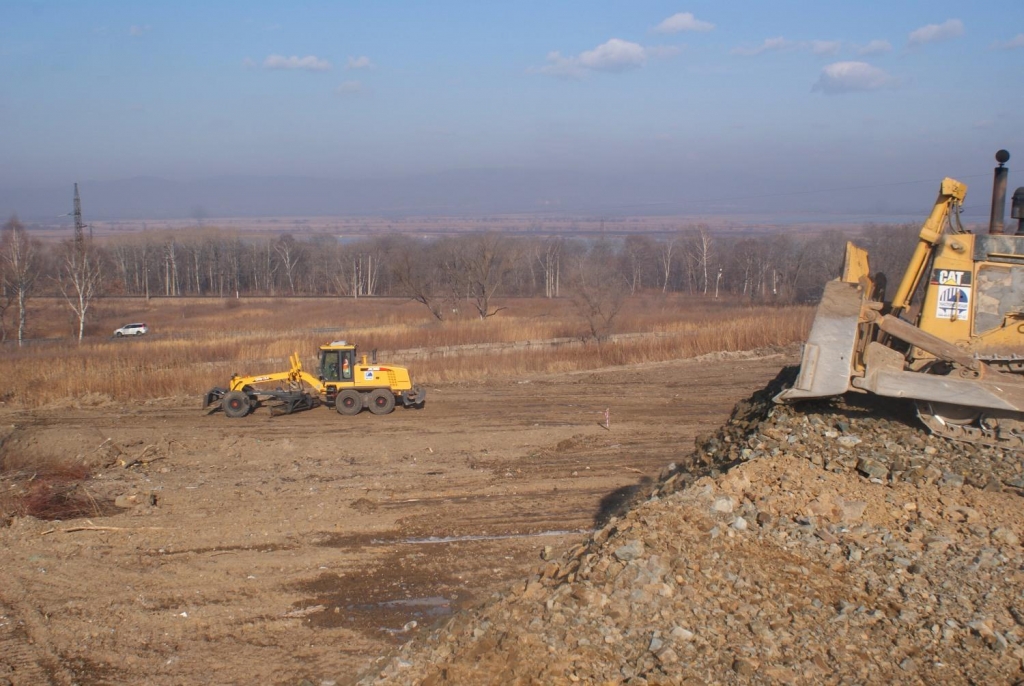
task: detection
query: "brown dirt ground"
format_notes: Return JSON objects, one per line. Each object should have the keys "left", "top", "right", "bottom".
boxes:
{"left": 0, "top": 351, "right": 792, "bottom": 686}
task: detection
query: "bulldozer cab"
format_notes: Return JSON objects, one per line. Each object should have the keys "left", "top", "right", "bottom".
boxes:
{"left": 974, "top": 264, "right": 1024, "bottom": 335}
{"left": 901, "top": 233, "right": 1024, "bottom": 359}
{"left": 319, "top": 347, "right": 354, "bottom": 382}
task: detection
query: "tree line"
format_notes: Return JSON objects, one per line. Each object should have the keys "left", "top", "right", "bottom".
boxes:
{"left": 0, "top": 215, "right": 922, "bottom": 343}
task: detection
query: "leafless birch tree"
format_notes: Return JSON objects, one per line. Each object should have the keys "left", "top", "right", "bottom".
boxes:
{"left": 56, "top": 239, "right": 104, "bottom": 342}
{"left": 1, "top": 216, "right": 41, "bottom": 346}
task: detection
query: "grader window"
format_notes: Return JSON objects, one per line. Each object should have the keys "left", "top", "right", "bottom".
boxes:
{"left": 320, "top": 351, "right": 340, "bottom": 381}
{"left": 974, "top": 265, "right": 1024, "bottom": 334}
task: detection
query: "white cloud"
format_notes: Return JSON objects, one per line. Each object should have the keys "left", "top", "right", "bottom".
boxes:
{"left": 129, "top": 25, "right": 150, "bottom": 37}
{"left": 335, "top": 80, "right": 363, "bottom": 95}
{"left": 908, "top": 19, "right": 964, "bottom": 47}
{"left": 812, "top": 61, "right": 896, "bottom": 94}
{"left": 579, "top": 38, "right": 646, "bottom": 70}
{"left": 242, "top": 57, "right": 257, "bottom": 69}
{"left": 993, "top": 34, "right": 1024, "bottom": 50}
{"left": 811, "top": 40, "right": 842, "bottom": 56}
{"left": 857, "top": 39, "right": 892, "bottom": 55}
{"left": 652, "top": 12, "right": 714, "bottom": 34}
{"left": 537, "top": 38, "right": 673, "bottom": 78}
{"left": 346, "top": 56, "right": 373, "bottom": 70}
{"left": 263, "top": 54, "right": 332, "bottom": 71}
{"left": 731, "top": 37, "right": 796, "bottom": 56}
{"left": 539, "top": 52, "right": 586, "bottom": 78}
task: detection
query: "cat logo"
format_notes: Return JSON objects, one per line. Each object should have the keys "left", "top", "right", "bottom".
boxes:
{"left": 930, "top": 269, "right": 972, "bottom": 286}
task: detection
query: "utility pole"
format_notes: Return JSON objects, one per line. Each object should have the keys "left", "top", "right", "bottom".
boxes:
{"left": 73, "top": 182, "right": 86, "bottom": 253}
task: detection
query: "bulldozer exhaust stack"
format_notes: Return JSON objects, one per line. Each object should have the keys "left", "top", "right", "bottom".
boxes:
{"left": 990, "top": 149, "right": 1010, "bottom": 234}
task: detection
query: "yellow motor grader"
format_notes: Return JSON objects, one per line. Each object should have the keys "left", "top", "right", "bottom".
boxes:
{"left": 203, "top": 341, "right": 425, "bottom": 418}
{"left": 776, "top": 151, "right": 1024, "bottom": 449}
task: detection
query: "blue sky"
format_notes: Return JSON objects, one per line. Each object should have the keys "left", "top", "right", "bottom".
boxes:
{"left": 1, "top": 1, "right": 1023, "bottom": 217}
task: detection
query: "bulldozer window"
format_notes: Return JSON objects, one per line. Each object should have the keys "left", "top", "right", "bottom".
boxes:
{"left": 320, "top": 350, "right": 340, "bottom": 382}
{"left": 975, "top": 265, "right": 1024, "bottom": 334}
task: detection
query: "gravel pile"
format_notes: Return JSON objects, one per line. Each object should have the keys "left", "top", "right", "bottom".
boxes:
{"left": 360, "top": 369, "right": 1024, "bottom": 685}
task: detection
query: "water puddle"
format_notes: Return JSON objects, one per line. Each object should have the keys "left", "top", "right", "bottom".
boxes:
{"left": 299, "top": 529, "right": 592, "bottom": 638}
{"left": 398, "top": 529, "right": 589, "bottom": 545}
{"left": 294, "top": 570, "right": 465, "bottom": 636}
{"left": 315, "top": 528, "right": 589, "bottom": 549}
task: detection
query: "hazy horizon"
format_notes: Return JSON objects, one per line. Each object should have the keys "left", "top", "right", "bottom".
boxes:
{"left": 0, "top": 165, "right": 1011, "bottom": 226}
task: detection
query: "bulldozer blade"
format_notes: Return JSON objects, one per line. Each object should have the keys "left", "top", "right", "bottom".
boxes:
{"left": 852, "top": 362, "right": 1024, "bottom": 412}
{"left": 775, "top": 280, "right": 863, "bottom": 403}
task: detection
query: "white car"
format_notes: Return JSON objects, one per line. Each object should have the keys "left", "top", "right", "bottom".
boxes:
{"left": 114, "top": 323, "right": 148, "bottom": 337}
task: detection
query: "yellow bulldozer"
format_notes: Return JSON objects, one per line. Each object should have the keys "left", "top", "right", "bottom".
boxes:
{"left": 776, "top": 150, "right": 1024, "bottom": 449}
{"left": 203, "top": 341, "right": 425, "bottom": 418}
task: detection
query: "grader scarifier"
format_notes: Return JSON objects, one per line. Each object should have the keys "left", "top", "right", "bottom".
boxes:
{"left": 203, "top": 341, "right": 425, "bottom": 418}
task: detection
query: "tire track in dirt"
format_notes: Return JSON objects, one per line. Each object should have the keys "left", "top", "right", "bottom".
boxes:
{"left": 0, "top": 591, "right": 71, "bottom": 686}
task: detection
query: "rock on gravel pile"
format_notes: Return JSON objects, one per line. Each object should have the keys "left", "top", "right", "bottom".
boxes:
{"left": 360, "top": 369, "right": 1024, "bottom": 685}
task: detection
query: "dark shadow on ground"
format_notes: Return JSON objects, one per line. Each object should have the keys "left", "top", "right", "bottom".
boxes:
{"left": 593, "top": 477, "right": 653, "bottom": 528}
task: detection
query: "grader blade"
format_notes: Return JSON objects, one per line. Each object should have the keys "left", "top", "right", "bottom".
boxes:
{"left": 775, "top": 280, "right": 864, "bottom": 403}
{"left": 266, "top": 391, "right": 321, "bottom": 416}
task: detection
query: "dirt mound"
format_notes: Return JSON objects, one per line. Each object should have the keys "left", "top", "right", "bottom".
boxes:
{"left": 361, "top": 369, "right": 1024, "bottom": 684}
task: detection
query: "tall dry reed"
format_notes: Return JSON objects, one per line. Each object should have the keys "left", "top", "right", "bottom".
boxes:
{"left": 0, "top": 296, "right": 812, "bottom": 406}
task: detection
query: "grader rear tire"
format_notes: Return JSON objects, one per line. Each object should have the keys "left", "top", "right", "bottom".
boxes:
{"left": 336, "top": 389, "right": 363, "bottom": 416}
{"left": 368, "top": 389, "right": 396, "bottom": 415}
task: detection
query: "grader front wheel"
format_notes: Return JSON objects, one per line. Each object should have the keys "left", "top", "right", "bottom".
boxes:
{"left": 222, "top": 391, "right": 251, "bottom": 418}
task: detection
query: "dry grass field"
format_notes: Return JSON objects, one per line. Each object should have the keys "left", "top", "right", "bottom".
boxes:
{"left": 0, "top": 295, "right": 811, "bottom": 406}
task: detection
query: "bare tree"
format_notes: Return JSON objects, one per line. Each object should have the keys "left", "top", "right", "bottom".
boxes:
{"left": 541, "top": 238, "right": 562, "bottom": 298}
{"left": 658, "top": 233, "right": 681, "bottom": 293}
{"left": 1, "top": 216, "right": 40, "bottom": 346}
{"left": 274, "top": 234, "right": 303, "bottom": 295}
{"left": 620, "top": 235, "right": 657, "bottom": 295}
{"left": 568, "top": 251, "right": 625, "bottom": 342}
{"left": 0, "top": 258, "right": 12, "bottom": 342}
{"left": 462, "top": 233, "right": 510, "bottom": 319}
{"left": 347, "top": 250, "right": 379, "bottom": 298}
{"left": 163, "top": 238, "right": 180, "bottom": 296}
{"left": 248, "top": 239, "right": 279, "bottom": 295}
{"left": 56, "top": 239, "right": 104, "bottom": 342}
{"left": 393, "top": 240, "right": 461, "bottom": 321}
{"left": 686, "top": 225, "right": 716, "bottom": 295}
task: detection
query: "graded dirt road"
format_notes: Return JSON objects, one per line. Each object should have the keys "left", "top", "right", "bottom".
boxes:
{"left": 0, "top": 352, "right": 792, "bottom": 685}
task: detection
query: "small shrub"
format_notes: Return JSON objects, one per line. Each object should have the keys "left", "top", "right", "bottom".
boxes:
{"left": 0, "top": 455, "right": 113, "bottom": 522}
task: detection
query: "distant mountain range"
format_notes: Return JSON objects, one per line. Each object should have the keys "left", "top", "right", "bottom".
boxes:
{"left": 0, "top": 168, "right": 963, "bottom": 223}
